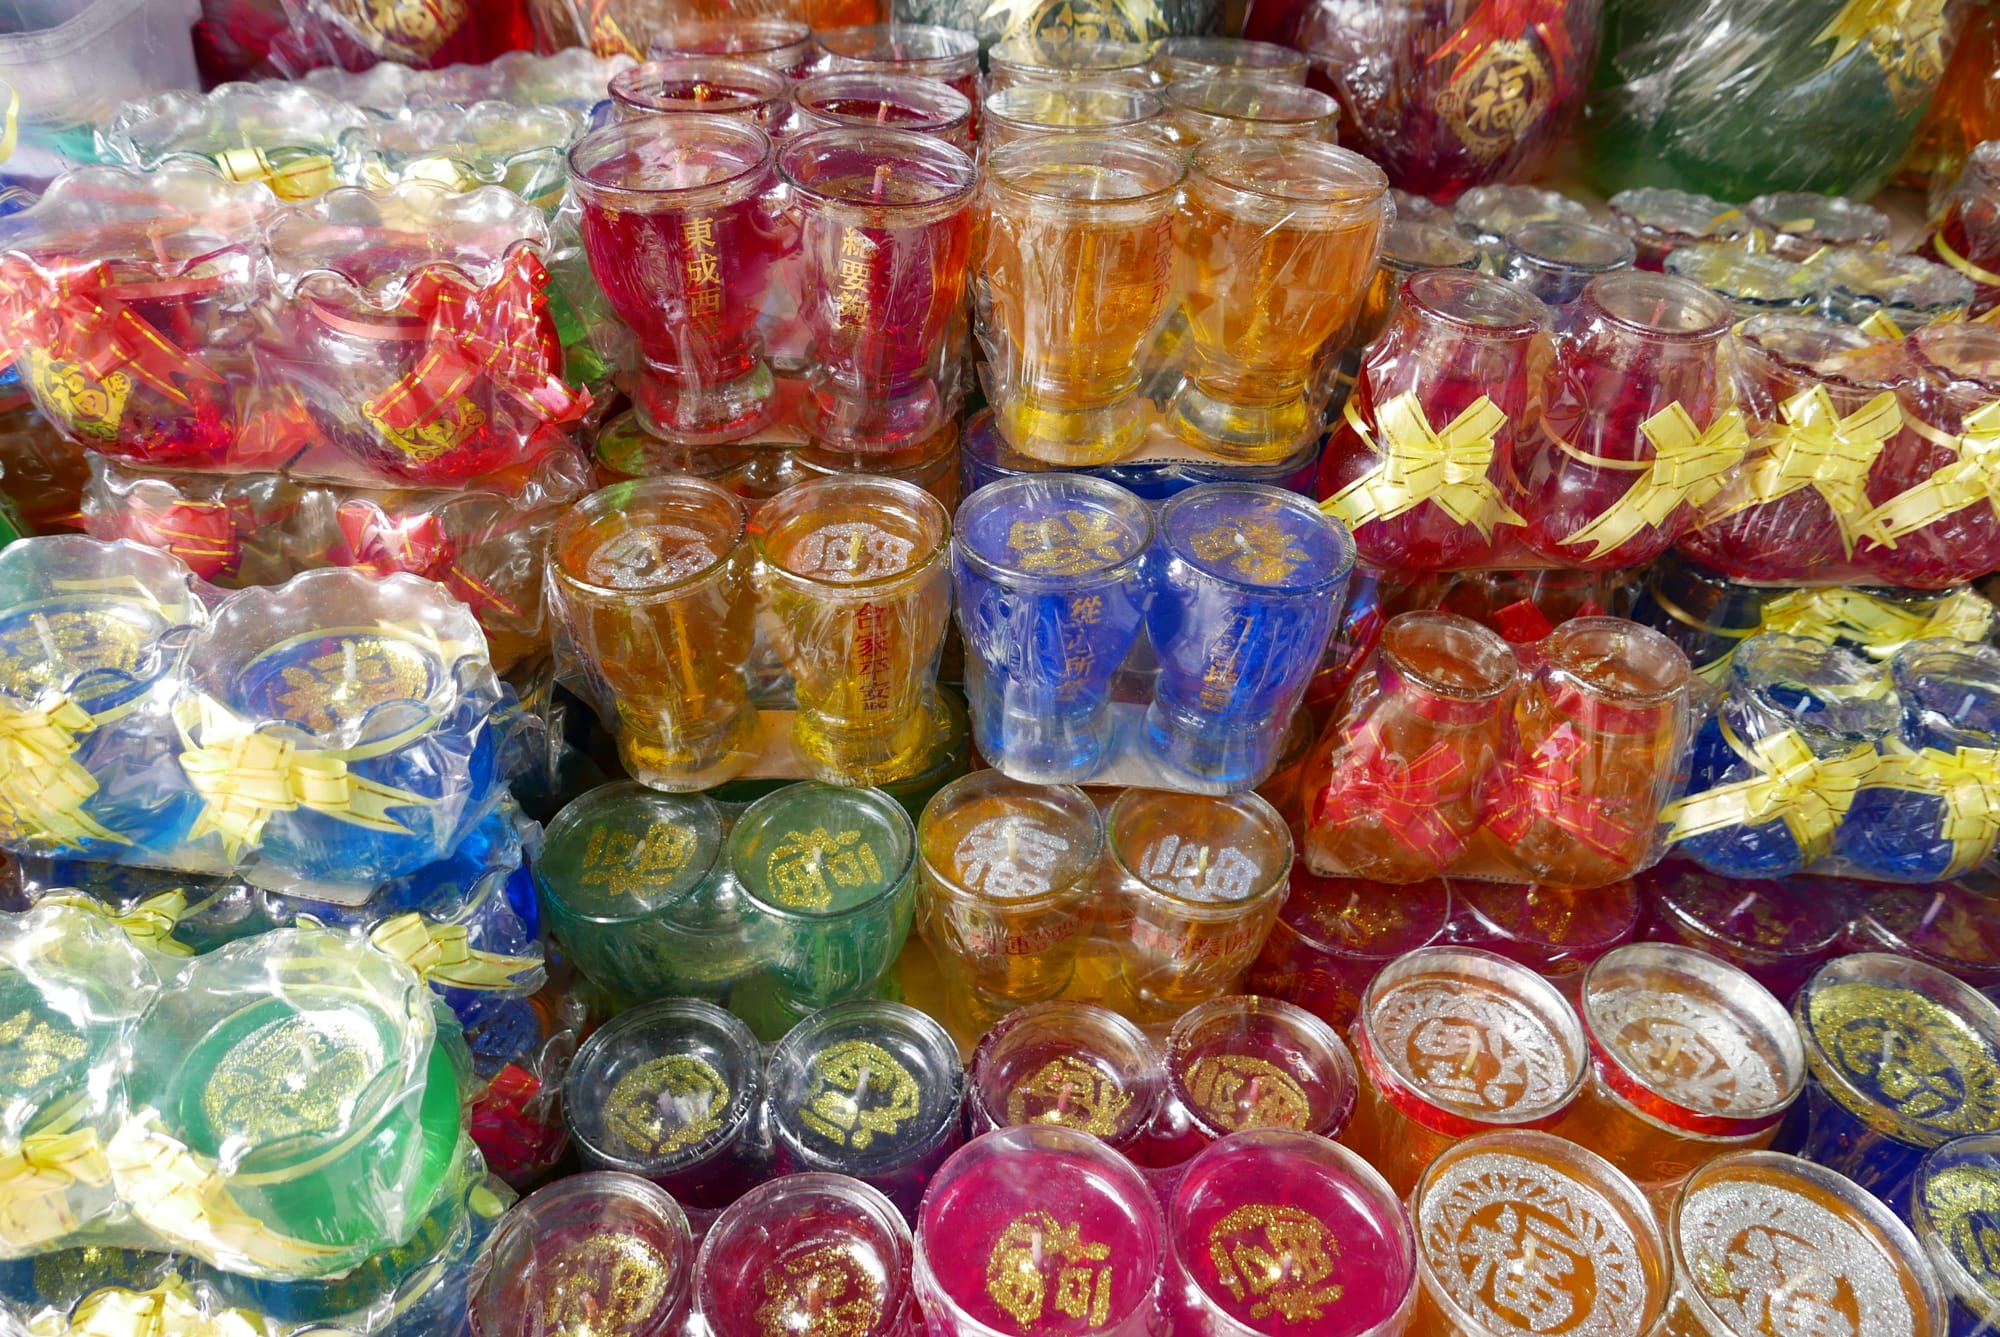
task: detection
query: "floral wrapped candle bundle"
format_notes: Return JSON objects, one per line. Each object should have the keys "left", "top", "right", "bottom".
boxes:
{"left": 1302, "top": 611, "right": 1695, "bottom": 888}
{"left": 97, "top": 83, "right": 369, "bottom": 201}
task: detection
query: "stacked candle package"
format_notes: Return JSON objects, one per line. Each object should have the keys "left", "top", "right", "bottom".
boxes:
{"left": 7, "top": 5, "right": 2000, "bottom": 1337}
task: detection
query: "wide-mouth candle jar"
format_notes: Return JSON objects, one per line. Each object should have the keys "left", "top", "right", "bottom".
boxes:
{"left": 258, "top": 182, "right": 586, "bottom": 487}
{"left": 1347, "top": 946, "right": 1588, "bottom": 1198}
{"left": 0, "top": 165, "right": 279, "bottom": 468}
{"left": 98, "top": 83, "right": 367, "bottom": 199}
{"left": 568, "top": 116, "right": 787, "bottom": 445}
{"left": 983, "top": 84, "right": 1168, "bottom": 151}
{"left": 1568, "top": 943, "right": 1806, "bottom": 1211}
{"left": 987, "top": 36, "right": 1163, "bottom": 92}
{"left": 467, "top": 1171, "right": 695, "bottom": 1337}
{"left": 172, "top": 568, "right": 506, "bottom": 892}
{"left": 918, "top": 770, "right": 1104, "bottom": 1008}
{"left": 1443, "top": 881, "right": 1644, "bottom": 999}
{"left": 1911, "top": 1133, "right": 2000, "bottom": 1337}
{"left": 0, "top": 536, "right": 206, "bottom": 860}
{"left": 968, "top": 1002, "right": 1166, "bottom": 1155}
{"left": 767, "top": 1000, "right": 965, "bottom": 1220}
{"left": 1663, "top": 1151, "right": 1946, "bottom": 1337}
{"left": 609, "top": 57, "right": 797, "bottom": 136}
{"left": 1345, "top": 217, "right": 1481, "bottom": 355}
{"left": 1664, "top": 243, "right": 1822, "bottom": 319}
{"left": 1498, "top": 220, "right": 1638, "bottom": 306}
{"left": 1410, "top": 1131, "right": 1669, "bottom": 1337}
{"left": 814, "top": 24, "right": 982, "bottom": 135}
{"left": 694, "top": 1172, "right": 919, "bottom": 1337}
{"left": 564, "top": 998, "right": 766, "bottom": 1218}
{"left": 549, "top": 478, "right": 761, "bottom": 792}
{"left": 1243, "top": 869, "right": 1453, "bottom": 1030}
{"left": 1815, "top": 248, "right": 1973, "bottom": 330}
{"left": 335, "top": 102, "right": 584, "bottom": 209}
{"left": 1746, "top": 191, "right": 1892, "bottom": 262}
{"left": 1606, "top": 187, "right": 1752, "bottom": 271}
{"left": 1920, "top": 139, "right": 2000, "bottom": 317}
{"left": 915, "top": 1124, "right": 1165, "bottom": 1337}
{"left": 1155, "top": 36, "right": 1308, "bottom": 85}
{"left": 648, "top": 18, "right": 816, "bottom": 78}
{"left": 794, "top": 73, "right": 975, "bottom": 149}
{"left": 1778, "top": 953, "right": 2000, "bottom": 1215}
{"left": 1162, "top": 79, "right": 1341, "bottom": 147}
{"left": 1454, "top": 186, "right": 1592, "bottom": 250}
{"left": 1168, "top": 1129, "right": 1416, "bottom": 1337}
{"left": 1638, "top": 861, "right": 1850, "bottom": 1002}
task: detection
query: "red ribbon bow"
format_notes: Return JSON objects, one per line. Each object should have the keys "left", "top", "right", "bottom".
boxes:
{"left": 120, "top": 493, "right": 250, "bottom": 581}
{"left": 1317, "top": 726, "right": 1475, "bottom": 866}
{"left": 1481, "top": 724, "right": 1640, "bottom": 860}
{"left": 0, "top": 258, "right": 224, "bottom": 407}
{"left": 470, "top": 1063, "right": 565, "bottom": 1176}
{"left": 1428, "top": 0, "right": 1580, "bottom": 100}
{"left": 336, "top": 499, "right": 454, "bottom": 577}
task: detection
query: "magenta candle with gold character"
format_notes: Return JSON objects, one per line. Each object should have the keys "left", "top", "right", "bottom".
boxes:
{"left": 695, "top": 1174, "right": 920, "bottom": 1337}
{"left": 1243, "top": 869, "right": 1452, "bottom": 1030}
{"left": 968, "top": 1002, "right": 1165, "bottom": 1155}
{"left": 915, "top": 1124, "right": 1165, "bottom": 1337}
{"left": 568, "top": 117, "right": 785, "bottom": 444}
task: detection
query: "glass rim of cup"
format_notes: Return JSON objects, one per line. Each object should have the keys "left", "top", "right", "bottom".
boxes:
{"left": 750, "top": 474, "right": 952, "bottom": 595}
{"left": 776, "top": 125, "right": 978, "bottom": 219}
{"left": 729, "top": 781, "right": 919, "bottom": 924}
{"left": 792, "top": 71, "right": 974, "bottom": 133}
{"left": 566, "top": 115, "right": 776, "bottom": 212}
{"left": 768, "top": 998, "right": 967, "bottom": 1172}
{"left": 815, "top": 21, "right": 979, "bottom": 69}
{"left": 952, "top": 473, "right": 1155, "bottom": 588}
{"left": 968, "top": 999, "right": 1166, "bottom": 1146}
{"left": 1911, "top": 1133, "right": 2000, "bottom": 1323}
{"left": 1105, "top": 787, "right": 1294, "bottom": 915}
{"left": 1190, "top": 134, "right": 1388, "bottom": 214}
{"left": 552, "top": 476, "right": 750, "bottom": 602}
{"left": 984, "top": 80, "right": 1165, "bottom": 133}
{"left": 988, "top": 34, "right": 1162, "bottom": 76}
{"left": 1166, "top": 993, "right": 1359, "bottom": 1140}
{"left": 985, "top": 129, "right": 1187, "bottom": 205}
{"left": 1156, "top": 35, "right": 1310, "bottom": 79}
{"left": 694, "top": 1170, "right": 916, "bottom": 1331}
{"left": 537, "top": 782, "right": 728, "bottom": 925}
{"left": 647, "top": 16, "right": 812, "bottom": 59}
{"left": 1167, "top": 75, "right": 1339, "bottom": 123}
{"left": 610, "top": 56, "right": 792, "bottom": 115}
{"left": 917, "top": 770, "right": 1105, "bottom": 909}
{"left": 562, "top": 996, "right": 764, "bottom": 1173}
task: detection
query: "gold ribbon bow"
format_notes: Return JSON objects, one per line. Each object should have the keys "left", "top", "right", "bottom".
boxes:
{"left": 40, "top": 892, "right": 193, "bottom": 958}
{"left": 1721, "top": 387, "right": 1903, "bottom": 556}
{"left": 210, "top": 146, "right": 336, "bottom": 200}
{"left": 175, "top": 697, "right": 432, "bottom": 862}
{"left": 1815, "top": 0, "right": 1951, "bottom": 112}
{"left": 1662, "top": 727, "right": 1878, "bottom": 862}
{"left": 60, "top": 1277, "right": 265, "bottom": 1337}
{"left": 369, "top": 913, "right": 541, "bottom": 991}
{"left": 1559, "top": 404, "right": 1749, "bottom": 559}
{"left": 0, "top": 1126, "right": 111, "bottom": 1253}
{"left": 1868, "top": 743, "right": 2000, "bottom": 877}
{"left": 1324, "top": 393, "right": 1525, "bottom": 541}
{"left": 0, "top": 694, "right": 129, "bottom": 849}
{"left": 1861, "top": 401, "right": 2000, "bottom": 543}
{"left": 1756, "top": 586, "right": 1996, "bottom": 662}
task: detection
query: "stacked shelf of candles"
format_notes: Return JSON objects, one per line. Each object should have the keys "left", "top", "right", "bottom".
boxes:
{"left": 7, "top": 11, "right": 2000, "bottom": 1337}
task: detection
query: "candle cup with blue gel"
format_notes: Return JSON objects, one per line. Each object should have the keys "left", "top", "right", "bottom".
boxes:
{"left": 1143, "top": 483, "right": 1353, "bottom": 790}
{"left": 0, "top": 536, "right": 207, "bottom": 860}
{"left": 1911, "top": 1134, "right": 2000, "bottom": 1337}
{"left": 1837, "top": 640, "right": 2000, "bottom": 882}
{"left": 1774, "top": 953, "right": 2000, "bottom": 1217}
{"left": 952, "top": 474, "right": 1152, "bottom": 783}
{"left": 1664, "top": 634, "right": 1898, "bottom": 880}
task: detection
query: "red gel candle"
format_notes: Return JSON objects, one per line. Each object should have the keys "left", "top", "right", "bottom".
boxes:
{"left": 968, "top": 1001, "right": 1166, "bottom": 1155}
{"left": 1638, "top": 861, "right": 1850, "bottom": 1002}
{"left": 696, "top": 1173, "right": 918, "bottom": 1337}
{"left": 1243, "top": 866, "right": 1453, "bottom": 1030}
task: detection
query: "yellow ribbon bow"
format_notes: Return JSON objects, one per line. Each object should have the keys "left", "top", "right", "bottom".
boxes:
{"left": 210, "top": 146, "right": 336, "bottom": 200}
{"left": 1867, "top": 743, "right": 2000, "bottom": 877}
{"left": 1756, "top": 587, "right": 1997, "bottom": 661}
{"left": 1815, "top": 0, "right": 1951, "bottom": 112}
{"left": 1559, "top": 404, "right": 1750, "bottom": 559}
{"left": 40, "top": 892, "right": 194, "bottom": 958}
{"left": 1723, "top": 387, "right": 1904, "bottom": 556}
{"left": 1860, "top": 401, "right": 2000, "bottom": 544}
{"left": 0, "top": 694, "right": 129, "bottom": 849}
{"left": 0, "top": 1126, "right": 111, "bottom": 1253}
{"left": 61, "top": 1277, "right": 265, "bottom": 1337}
{"left": 1324, "top": 393, "right": 1525, "bottom": 541}
{"left": 369, "top": 913, "right": 542, "bottom": 992}
{"left": 1662, "top": 727, "right": 1879, "bottom": 862}
{"left": 175, "top": 697, "right": 433, "bottom": 862}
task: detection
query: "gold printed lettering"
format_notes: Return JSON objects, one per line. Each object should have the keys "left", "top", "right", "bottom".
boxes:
{"left": 1435, "top": 40, "right": 1551, "bottom": 164}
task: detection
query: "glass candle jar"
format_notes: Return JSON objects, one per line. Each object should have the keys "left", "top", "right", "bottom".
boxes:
{"left": 1777, "top": 954, "right": 2000, "bottom": 1216}
{"left": 793, "top": 73, "right": 975, "bottom": 150}
{"left": 1867, "top": 320, "right": 2000, "bottom": 589}
{"left": 1845, "top": 882, "right": 2000, "bottom": 992}
{"left": 1346, "top": 947, "right": 1588, "bottom": 1198}
{"left": 563, "top": 999, "right": 767, "bottom": 1217}
{"left": 750, "top": 475, "right": 952, "bottom": 786}
{"left": 1169, "top": 139, "right": 1386, "bottom": 459}
{"left": 468, "top": 1172, "right": 695, "bottom": 1337}
{"left": 982, "top": 83, "right": 1168, "bottom": 151}
{"left": 1454, "top": 186, "right": 1592, "bottom": 250}
{"left": 1497, "top": 220, "right": 1637, "bottom": 306}
{"left": 648, "top": 18, "right": 816, "bottom": 79}
{"left": 727, "top": 782, "right": 918, "bottom": 1026}
{"left": 814, "top": 24, "right": 983, "bottom": 135}
{"left": 1243, "top": 868, "right": 1453, "bottom": 1029}
{"left": 1664, "top": 244, "right": 1821, "bottom": 319}
{"left": 1746, "top": 190, "right": 1892, "bottom": 262}
{"left": 1638, "top": 861, "right": 1850, "bottom": 1002}
{"left": 694, "top": 1173, "right": 918, "bottom": 1337}
{"left": 1346, "top": 218, "right": 1481, "bottom": 356}
{"left": 978, "top": 132, "right": 1184, "bottom": 466}
{"left": 1567, "top": 944, "right": 1807, "bottom": 1212}
{"left": 1920, "top": 141, "right": 2000, "bottom": 318}
{"left": 968, "top": 1002, "right": 1166, "bottom": 1155}
{"left": 1162, "top": 79, "right": 1341, "bottom": 147}
{"left": 1104, "top": 789, "right": 1294, "bottom": 1017}
{"left": 1443, "top": 882, "right": 1644, "bottom": 1000}
{"left": 1168, "top": 1129, "right": 1416, "bottom": 1337}
{"left": 987, "top": 36, "right": 1162, "bottom": 92}
{"left": 1144, "top": 484, "right": 1354, "bottom": 789}
{"left": 1664, "top": 635, "right": 1899, "bottom": 880}
{"left": 1156, "top": 35, "right": 1308, "bottom": 84}
{"left": 917, "top": 771, "right": 1104, "bottom": 1008}
{"left": 1816, "top": 249, "right": 1974, "bottom": 330}
{"left": 1518, "top": 271, "right": 1741, "bottom": 570}
{"left": 1606, "top": 188, "right": 1752, "bottom": 271}
{"left": 567, "top": 117, "right": 786, "bottom": 444}
{"left": 767, "top": 1000, "right": 966, "bottom": 1221}
{"left": 951, "top": 474, "right": 1151, "bottom": 783}
{"left": 1319, "top": 270, "right": 1550, "bottom": 571}
{"left": 779, "top": 127, "right": 977, "bottom": 453}
{"left": 1911, "top": 1134, "right": 2000, "bottom": 1337}
{"left": 609, "top": 57, "right": 796, "bottom": 135}
{"left": 1304, "top": 612, "right": 1520, "bottom": 883}
{"left": 914, "top": 1124, "right": 1165, "bottom": 1337}
{"left": 1409, "top": 1130, "right": 1669, "bottom": 1337}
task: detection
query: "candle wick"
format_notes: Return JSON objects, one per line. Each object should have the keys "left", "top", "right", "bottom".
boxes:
{"left": 29, "top": 613, "right": 59, "bottom": 666}
{"left": 1657, "top": 1031, "right": 1686, "bottom": 1073}
{"left": 1055, "top": 1079, "right": 1074, "bottom": 1117}
{"left": 875, "top": 100, "right": 891, "bottom": 126}
{"left": 872, "top": 162, "right": 892, "bottom": 202}
{"left": 341, "top": 639, "right": 358, "bottom": 696}
{"left": 1917, "top": 890, "right": 1948, "bottom": 936}
{"left": 852, "top": 1064, "right": 872, "bottom": 1108}
{"left": 1725, "top": 893, "right": 1759, "bottom": 925}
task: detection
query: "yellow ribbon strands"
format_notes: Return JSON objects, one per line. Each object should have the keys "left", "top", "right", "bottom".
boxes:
{"left": 1869, "top": 743, "right": 2000, "bottom": 877}
{"left": 1560, "top": 404, "right": 1750, "bottom": 559}
{"left": 37, "top": 1275, "right": 265, "bottom": 1337}
{"left": 1662, "top": 727, "right": 1878, "bottom": 863}
{"left": 0, "top": 694, "right": 128, "bottom": 850}
{"left": 368, "top": 913, "right": 541, "bottom": 991}
{"left": 39, "top": 892, "right": 194, "bottom": 959}
{"left": 1711, "top": 387, "right": 1904, "bottom": 556}
{"left": 0, "top": 1123, "right": 110, "bottom": 1254}
{"left": 209, "top": 146, "right": 336, "bottom": 200}
{"left": 174, "top": 696, "right": 434, "bottom": 863}
{"left": 1694, "top": 585, "right": 2000, "bottom": 685}
{"left": 1862, "top": 401, "right": 2000, "bottom": 543}
{"left": 1323, "top": 393, "right": 1524, "bottom": 540}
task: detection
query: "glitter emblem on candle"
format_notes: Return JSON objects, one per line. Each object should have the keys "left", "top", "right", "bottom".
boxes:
{"left": 606, "top": 1057, "right": 729, "bottom": 1157}
{"left": 798, "top": 1040, "right": 925, "bottom": 1151}
{"left": 971, "top": 1002, "right": 1165, "bottom": 1152}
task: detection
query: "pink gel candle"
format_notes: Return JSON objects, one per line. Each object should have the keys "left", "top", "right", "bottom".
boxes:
{"left": 696, "top": 1173, "right": 919, "bottom": 1337}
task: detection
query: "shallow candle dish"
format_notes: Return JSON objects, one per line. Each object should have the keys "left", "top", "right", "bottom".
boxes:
{"left": 335, "top": 102, "right": 584, "bottom": 210}
{"left": 96, "top": 82, "right": 368, "bottom": 199}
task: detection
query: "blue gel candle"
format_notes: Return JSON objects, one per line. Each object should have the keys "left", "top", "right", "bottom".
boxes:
{"left": 1912, "top": 1133, "right": 2000, "bottom": 1337}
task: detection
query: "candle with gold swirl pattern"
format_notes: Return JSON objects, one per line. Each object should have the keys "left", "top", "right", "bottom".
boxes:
{"left": 696, "top": 1174, "right": 920, "bottom": 1337}
{"left": 1912, "top": 1134, "right": 2000, "bottom": 1337}
{"left": 1776, "top": 955, "right": 2000, "bottom": 1217}
{"left": 468, "top": 1172, "right": 694, "bottom": 1337}
{"left": 969, "top": 1002, "right": 1166, "bottom": 1154}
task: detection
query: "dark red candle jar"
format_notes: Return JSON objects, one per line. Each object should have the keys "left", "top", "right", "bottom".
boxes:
{"left": 1845, "top": 882, "right": 2000, "bottom": 992}
{"left": 794, "top": 72, "right": 975, "bottom": 151}
{"left": 609, "top": 57, "right": 797, "bottom": 137}
{"left": 1319, "top": 269, "right": 1550, "bottom": 571}
{"left": 1443, "top": 879, "right": 1644, "bottom": 1002}
{"left": 914, "top": 1124, "right": 1165, "bottom": 1337}
{"left": 1515, "top": 271, "right": 1739, "bottom": 570}
{"left": 258, "top": 182, "right": 587, "bottom": 486}
{"left": 1918, "top": 139, "right": 2000, "bottom": 317}
{"left": 1637, "top": 861, "right": 1851, "bottom": 1002}
{"left": 0, "top": 165, "right": 279, "bottom": 469}
{"left": 967, "top": 1001, "right": 1166, "bottom": 1155}
{"left": 1675, "top": 313, "right": 1910, "bottom": 585}
{"left": 814, "top": 24, "right": 983, "bottom": 139}
{"left": 1864, "top": 320, "right": 2000, "bottom": 589}
{"left": 467, "top": 1172, "right": 695, "bottom": 1337}
{"left": 695, "top": 1174, "right": 919, "bottom": 1337}
{"left": 568, "top": 117, "right": 789, "bottom": 445}
{"left": 1242, "top": 866, "right": 1452, "bottom": 1030}
{"left": 648, "top": 18, "right": 817, "bottom": 79}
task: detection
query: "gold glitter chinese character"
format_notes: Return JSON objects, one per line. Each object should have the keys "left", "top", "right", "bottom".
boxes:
{"left": 201, "top": 1012, "right": 382, "bottom": 1145}
{"left": 1183, "top": 1055, "right": 1313, "bottom": 1132}
{"left": 268, "top": 635, "right": 434, "bottom": 734}
{"left": 797, "top": 1040, "right": 922, "bottom": 1150}
{"left": 765, "top": 827, "right": 884, "bottom": 911}
{"left": 0, "top": 1008, "right": 86, "bottom": 1094}
{"left": 24, "top": 350, "right": 133, "bottom": 446}
{"left": 542, "top": 1234, "right": 671, "bottom": 1334}
{"left": 580, "top": 820, "right": 698, "bottom": 901}
{"left": 754, "top": 1243, "right": 884, "bottom": 1337}
{"left": 606, "top": 1055, "right": 731, "bottom": 1157}
{"left": 1007, "top": 510, "right": 1131, "bottom": 576}
{"left": 1005, "top": 1055, "right": 1133, "bottom": 1137}
{"left": 1812, "top": 982, "right": 2000, "bottom": 1135}
{"left": 1189, "top": 520, "right": 1311, "bottom": 585}
{"left": 1208, "top": 1205, "right": 1344, "bottom": 1322}
{"left": 985, "top": 1212, "right": 1113, "bottom": 1327}
{"left": 1436, "top": 39, "right": 1551, "bottom": 164}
